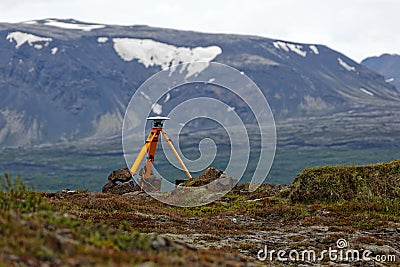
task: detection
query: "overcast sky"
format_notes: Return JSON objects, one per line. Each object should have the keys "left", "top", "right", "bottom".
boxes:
{"left": 1, "top": 0, "right": 399, "bottom": 62}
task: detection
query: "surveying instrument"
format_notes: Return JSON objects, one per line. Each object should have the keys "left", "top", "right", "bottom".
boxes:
{"left": 129, "top": 116, "right": 193, "bottom": 190}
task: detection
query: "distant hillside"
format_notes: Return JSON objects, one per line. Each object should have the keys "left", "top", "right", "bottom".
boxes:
{"left": 362, "top": 53, "right": 400, "bottom": 90}
{"left": 0, "top": 19, "right": 399, "bottom": 147}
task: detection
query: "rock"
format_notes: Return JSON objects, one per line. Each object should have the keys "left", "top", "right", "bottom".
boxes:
{"left": 362, "top": 244, "right": 400, "bottom": 256}
{"left": 151, "top": 235, "right": 167, "bottom": 250}
{"left": 182, "top": 167, "right": 224, "bottom": 187}
{"left": 44, "top": 228, "right": 79, "bottom": 255}
{"left": 139, "top": 177, "right": 162, "bottom": 192}
{"left": 122, "top": 191, "right": 142, "bottom": 199}
{"left": 149, "top": 234, "right": 195, "bottom": 251}
{"left": 206, "top": 173, "right": 237, "bottom": 192}
{"left": 108, "top": 167, "right": 132, "bottom": 183}
{"left": 102, "top": 180, "right": 136, "bottom": 195}
{"left": 2, "top": 254, "right": 23, "bottom": 266}
{"left": 199, "top": 167, "right": 223, "bottom": 181}
{"left": 102, "top": 181, "right": 115, "bottom": 193}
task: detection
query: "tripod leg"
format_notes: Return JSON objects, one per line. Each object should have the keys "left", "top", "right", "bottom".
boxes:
{"left": 161, "top": 130, "right": 193, "bottom": 180}
{"left": 143, "top": 139, "right": 158, "bottom": 179}
{"left": 129, "top": 143, "right": 149, "bottom": 176}
{"left": 130, "top": 132, "right": 155, "bottom": 175}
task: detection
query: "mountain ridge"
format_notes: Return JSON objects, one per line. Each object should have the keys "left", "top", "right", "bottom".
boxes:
{"left": 0, "top": 18, "right": 399, "bottom": 147}
{"left": 362, "top": 53, "right": 400, "bottom": 90}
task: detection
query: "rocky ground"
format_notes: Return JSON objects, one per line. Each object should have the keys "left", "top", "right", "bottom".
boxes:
{"left": 1, "top": 161, "right": 400, "bottom": 266}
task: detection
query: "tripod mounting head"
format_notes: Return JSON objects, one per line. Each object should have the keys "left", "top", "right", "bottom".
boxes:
{"left": 146, "top": 116, "right": 170, "bottom": 128}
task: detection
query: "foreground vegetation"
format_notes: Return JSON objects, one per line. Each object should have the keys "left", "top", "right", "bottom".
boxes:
{"left": 1, "top": 160, "right": 400, "bottom": 266}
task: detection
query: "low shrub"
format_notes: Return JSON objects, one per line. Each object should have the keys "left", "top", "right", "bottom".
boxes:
{"left": 0, "top": 172, "right": 43, "bottom": 212}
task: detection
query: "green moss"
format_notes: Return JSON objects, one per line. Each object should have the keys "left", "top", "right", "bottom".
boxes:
{"left": 290, "top": 160, "right": 400, "bottom": 203}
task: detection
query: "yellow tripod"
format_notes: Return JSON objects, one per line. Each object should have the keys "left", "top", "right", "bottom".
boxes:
{"left": 130, "top": 117, "right": 193, "bottom": 190}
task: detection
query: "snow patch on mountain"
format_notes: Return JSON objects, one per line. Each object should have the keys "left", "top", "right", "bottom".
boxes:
{"left": 287, "top": 44, "right": 307, "bottom": 57}
{"left": 97, "top": 37, "right": 109, "bottom": 43}
{"left": 309, "top": 45, "right": 319, "bottom": 54}
{"left": 112, "top": 38, "right": 222, "bottom": 78}
{"left": 22, "top": 20, "right": 38, "bottom": 25}
{"left": 338, "top": 58, "right": 355, "bottom": 72}
{"left": 152, "top": 103, "right": 163, "bottom": 115}
{"left": 208, "top": 78, "right": 216, "bottom": 83}
{"left": 360, "top": 88, "right": 374, "bottom": 96}
{"left": 44, "top": 19, "right": 105, "bottom": 31}
{"left": 273, "top": 41, "right": 289, "bottom": 52}
{"left": 140, "top": 91, "right": 152, "bottom": 102}
{"left": 51, "top": 47, "right": 58, "bottom": 55}
{"left": 139, "top": 91, "right": 163, "bottom": 114}
{"left": 164, "top": 93, "right": 171, "bottom": 103}
{"left": 274, "top": 41, "right": 307, "bottom": 57}
{"left": 7, "top": 31, "right": 52, "bottom": 49}
{"left": 386, "top": 78, "right": 394, "bottom": 83}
